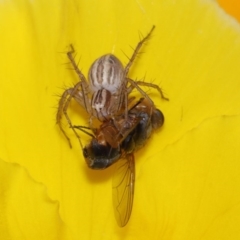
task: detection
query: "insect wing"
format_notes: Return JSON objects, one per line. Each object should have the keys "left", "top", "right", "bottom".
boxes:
{"left": 112, "top": 154, "right": 135, "bottom": 227}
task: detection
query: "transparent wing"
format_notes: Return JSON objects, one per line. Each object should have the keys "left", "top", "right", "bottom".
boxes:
{"left": 112, "top": 153, "right": 135, "bottom": 227}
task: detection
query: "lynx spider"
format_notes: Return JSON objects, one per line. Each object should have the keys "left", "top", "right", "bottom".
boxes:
{"left": 56, "top": 25, "right": 168, "bottom": 148}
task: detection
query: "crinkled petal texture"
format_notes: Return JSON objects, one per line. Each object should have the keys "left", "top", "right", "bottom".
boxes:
{"left": 0, "top": 0, "right": 240, "bottom": 239}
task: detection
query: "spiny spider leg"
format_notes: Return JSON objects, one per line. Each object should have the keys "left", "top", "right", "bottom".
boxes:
{"left": 67, "top": 45, "right": 91, "bottom": 113}
{"left": 57, "top": 45, "right": 94, "bottom": 148}
{"left": 56, "top": 88, "right": 74, "bottom": 148}
{"left": 123, "top": 26, "right": 155, "bottom": 119}
{"left": 57, "top": 82, "right": 86, "bottom": 149}
{"left": 127, "top": 79, "right": 169, "bottom": 101}
{"left": 126, "top": 78, "right": 155, "bottom": 105}
{"left": 123, "top": 25, "right": 155, "bottom": 77}
{"left": 62, "top": 82, "right": 88, "bottom": 149}
{"left": 67, "top": 45, "right": 88, "bottom": 84}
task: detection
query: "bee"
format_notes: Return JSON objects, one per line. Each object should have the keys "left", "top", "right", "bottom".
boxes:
{"left": 56, "top": 26, "right": 168, "bottom": 148}
{"left": 74, "top": 98, "right": 164, "bottom": 226}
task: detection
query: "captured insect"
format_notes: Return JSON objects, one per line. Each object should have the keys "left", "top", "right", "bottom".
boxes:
{"left": 74, "top": 98, "right": 164, "bottom": 227}
{"left": 56, "top": 25, "right": 168, "bottom": 148}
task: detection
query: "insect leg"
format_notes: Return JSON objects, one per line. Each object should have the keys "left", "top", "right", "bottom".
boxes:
{"left": 73, "top": 125, "right": 96, "bottom": 138}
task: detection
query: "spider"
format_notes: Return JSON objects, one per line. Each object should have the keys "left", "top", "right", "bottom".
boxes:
{"left": 56, "top": 25, "right": 168, "bottom": 148}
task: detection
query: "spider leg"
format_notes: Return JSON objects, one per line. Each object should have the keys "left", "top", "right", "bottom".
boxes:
{"left": 127, "top": 79, "right": 169, "bottom": 101}
{"left": 62, "top": 83, "right": 88, "bottom": 149}
{"left": 67, "top": 44, "right": 92, "bottom": 113}
{"left": 57, "top": 82, "right": 88, "bottom": 149}
{"left": 67, "top": 45, "right": 88, "bottom": 85}
{"left": 56, "top": 88, "right": 74, "bottom": 148}
{"left": 126, "top": 78, "right": 154, "bottom": 105}
{"left": 122, "top": 26, "right": 155, "bottom": 119}
{"left": 123, "top": 26, "right": 155, "bottom": 78}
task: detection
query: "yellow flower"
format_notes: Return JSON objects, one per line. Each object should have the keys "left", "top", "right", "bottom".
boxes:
{"left": 0, "top": 0, "right": 240, "bottom": 239}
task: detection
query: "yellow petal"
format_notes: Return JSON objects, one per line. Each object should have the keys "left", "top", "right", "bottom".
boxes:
{"left": 0, "top": 159, "right": 67, "bottom": 239}
{"left": 0, "top": 0, "right": 240, "bottom": 239}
